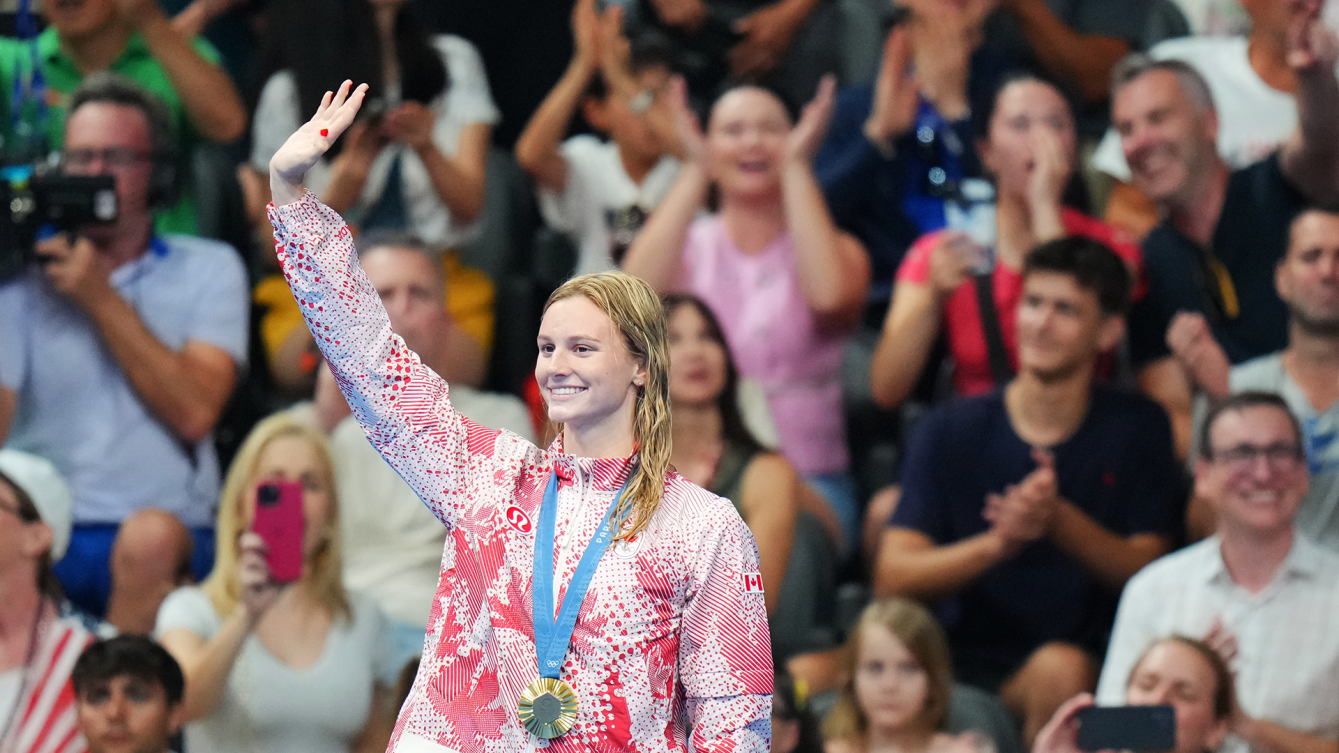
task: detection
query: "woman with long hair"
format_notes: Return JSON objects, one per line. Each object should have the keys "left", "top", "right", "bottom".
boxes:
{"left": 155, "top": 414, "right": 394, "bottom": 753}
{"left": 622, "top": 76, "right": 871, "bottom": 547}
{"left": 263, "top": 81, "right": 772, "bottom": 752}
{"left": 869, "top": 73, "right": 1141, "bottom": 410}
{"left": 664, "top": 293, "right": 842, "bottom": 658}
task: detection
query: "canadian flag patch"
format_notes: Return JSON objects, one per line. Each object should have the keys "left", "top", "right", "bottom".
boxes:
{"left": 743, "top": 572, "right": 765, "bottom": 593}
{"left": 504, "top": 505, "right": 532, "bottom": 533}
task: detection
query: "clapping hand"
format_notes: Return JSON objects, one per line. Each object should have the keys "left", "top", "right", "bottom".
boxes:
{"left": 984, "top": 449, "right": 1060, "bottom": 554}
{"left": 1166, "top": 312, "right": 1231, "bottom": 398}
{"left": 1288, "top": 0, "right": 1339, "bottom": 72}
{"left": 270, "top": 80, "right": 369, "bottom": 205}
{"left": 864, "top": 25, "right": 920, "bottom": 154}
{"left": 660, "top": 76, "right": 706, "bottom": 164}
{"left": 785, "top": 74, "right": 837, "bottom": 165}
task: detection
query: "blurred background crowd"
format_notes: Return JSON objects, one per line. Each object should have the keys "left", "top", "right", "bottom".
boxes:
{"left": 3, "top": 0, "right": 1339, "bottom": 750}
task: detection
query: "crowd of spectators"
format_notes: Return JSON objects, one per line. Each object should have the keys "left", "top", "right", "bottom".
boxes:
{"left": 2, "top": 0, "right": 1339, "bottom": 750}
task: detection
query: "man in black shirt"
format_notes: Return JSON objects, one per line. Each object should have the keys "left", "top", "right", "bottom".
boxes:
{"left": 1112, "top": 1, "right": 1339, "bottom": 459}
{"left": 877, "top": 237, "right": 1180, "bottom": 747}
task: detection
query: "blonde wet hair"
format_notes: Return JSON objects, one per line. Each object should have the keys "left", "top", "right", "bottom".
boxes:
{"left": 824, "top": 597, "right": 954, "bottom": 744}
{"left": 201, "top": 413, "right": 350, "bottom": 620}
{"left": 544, "top": 271, "right": 671, "bottom": 541}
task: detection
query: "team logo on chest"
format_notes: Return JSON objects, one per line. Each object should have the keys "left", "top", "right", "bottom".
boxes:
{"left": 505, "top": 505, "right": 533, "bottom": 533}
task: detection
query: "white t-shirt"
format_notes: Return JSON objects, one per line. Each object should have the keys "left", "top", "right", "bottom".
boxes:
{"left": 326, "top": 385, "right": 535, "bottom": 628}
{"left": 1091, "top": 36, "right": 1300, "bottom": 182}
{"left": 1169, "top": 0, "right": 1248, "bottom": 36}
{"left": 250, "top": 35, "right": 500, "bottom": 250}
{"left": 537, "top": 135, "right": 680, "bottom": 276}
{"left": 155, "top": 587, "right": 396, "bottom": 753}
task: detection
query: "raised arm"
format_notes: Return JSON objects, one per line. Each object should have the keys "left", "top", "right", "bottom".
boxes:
{"left": 118, "top": 0, "right": 246, "bottom": 143}
{"left": 620, "top": 76, "right": 709, "bottom": 292}
{"left": 267, "top": 81, "right": 491, "bottom": 527}
{"left": 514, "top": 0, "right": 604, "bottom": 192}
{"left": 1279, "top": 0, "right": 1339, "bottom": 208}
{"left": 996, "top": 0, "right": 1133, "bottom": 104}
{"left": 782, "top": 76, "right": 872, "bottom": 331}
{"left": 870, "top": 235, "right": 973, "bottom": 408}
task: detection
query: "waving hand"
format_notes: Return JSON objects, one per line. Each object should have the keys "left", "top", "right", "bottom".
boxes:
{"left": 270, "top": 80, "right": 370, "bottom": 206}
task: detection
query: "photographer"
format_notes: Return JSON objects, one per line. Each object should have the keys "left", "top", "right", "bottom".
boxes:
{"left": 0, "top": 73, "right": 248, "bottom": 629}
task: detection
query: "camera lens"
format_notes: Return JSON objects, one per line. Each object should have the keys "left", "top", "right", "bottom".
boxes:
{"left": 258, "top": 484, "right": 280, "bottom": 506}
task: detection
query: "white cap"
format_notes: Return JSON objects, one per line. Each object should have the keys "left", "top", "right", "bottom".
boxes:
{"left": 0, "top": 450, "right": 73, "bottom": 560}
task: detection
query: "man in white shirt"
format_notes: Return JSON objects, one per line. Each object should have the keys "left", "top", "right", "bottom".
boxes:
{"left": 302, "top": 232, "right": 535, "bottom": 670}
{"left": 1184, "top": 209, "right": 1339, "bottom": 547}
{"left": 1098, "top": 392, "right": 1339, "bottom": 753}
{"left": 515, "top": 0, "right": 681, "bottom": 277}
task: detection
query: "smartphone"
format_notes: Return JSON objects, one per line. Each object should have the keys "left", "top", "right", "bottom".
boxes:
{"left": 1076, "top": 705, "right": 1176, "bottom": 752}
{"left": 252, "top": 481, "right": 305, "bottom": 584}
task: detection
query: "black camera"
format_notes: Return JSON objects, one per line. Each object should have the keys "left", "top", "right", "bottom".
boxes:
{"left": 0, "top": 166, "right": 118, "bottom": 281}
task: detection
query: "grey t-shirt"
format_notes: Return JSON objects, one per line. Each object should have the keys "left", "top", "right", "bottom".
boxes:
{"left": 1230, "top": 354, "right": 1339, "bottom": 550}
{"left": 156, "top": 587, "right": 397, "bottom": 753}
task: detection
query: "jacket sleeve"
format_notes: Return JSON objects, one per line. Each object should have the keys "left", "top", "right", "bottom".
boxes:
{"left": 267, "top": 192, "right": 507, "bottom": 529}
{"left": 678, "top": 502, "right": 775, "bottom": 752}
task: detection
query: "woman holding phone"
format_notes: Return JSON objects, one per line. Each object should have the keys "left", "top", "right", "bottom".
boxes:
{"left": 264, "top": 81, "right": 772, "bottom": 752}
{"left": 156, "top": 413, "right": 397, "bottom": 753}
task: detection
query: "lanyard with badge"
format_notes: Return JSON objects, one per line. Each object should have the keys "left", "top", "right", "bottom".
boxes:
{"left": 518, "top": 470, "right": 630, "bottom": 739}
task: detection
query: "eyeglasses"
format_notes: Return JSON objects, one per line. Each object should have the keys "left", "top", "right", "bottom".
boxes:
{"left": 62, "top": 147, "right": 155, "bottom": 170}
{"left": 1207, "top": 442, "right": 1304, "bottom": 472}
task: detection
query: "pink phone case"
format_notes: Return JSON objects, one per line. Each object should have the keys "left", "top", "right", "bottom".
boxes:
{"left": 252, "top": 481, "right": 305, "bottom": 583}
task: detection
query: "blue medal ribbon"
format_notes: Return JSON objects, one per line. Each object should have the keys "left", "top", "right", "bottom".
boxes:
{"left": 531, "top": 470, "right": 628, "bottom": 680}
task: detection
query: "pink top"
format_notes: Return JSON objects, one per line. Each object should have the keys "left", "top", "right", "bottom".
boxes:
{"left": 896, "top": 208, "right": 1143, "bottom": 396}
{"left": 268, "top": 194, "right": 772, "bottom": 753}
{"left": 679, "top": 215, "right": 849, "bottom": 477}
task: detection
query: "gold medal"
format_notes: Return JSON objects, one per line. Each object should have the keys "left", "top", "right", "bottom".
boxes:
{"left": 518, "top": 677, "right": 579, "bottom": 739}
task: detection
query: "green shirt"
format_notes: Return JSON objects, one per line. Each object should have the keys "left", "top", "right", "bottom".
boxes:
{"left": 0, "top": 27, "right": 224, "bottom": 235}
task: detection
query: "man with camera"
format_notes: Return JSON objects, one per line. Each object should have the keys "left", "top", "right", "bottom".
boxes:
{"left": 0, "top": 0, "right": 247, "bottom": 235}
{"left": 0, "top": 73, "right": 248, "bottom": 628}
{"left": 1098, "top": 392, "right": 1339, "bottom": 753}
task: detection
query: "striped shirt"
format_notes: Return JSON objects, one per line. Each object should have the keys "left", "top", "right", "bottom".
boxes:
{"left": 1, "top": 610, "right": 95, "bottom": 753}
{"left": 268, "top": 193, "right": 774, "bottom": 753}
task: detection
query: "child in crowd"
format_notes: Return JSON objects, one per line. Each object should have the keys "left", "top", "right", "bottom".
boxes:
{"left": 824, "top": 598, "right": 990, "bottom": 753}
{"left": 515, "top": 0, "right": 682, "bottom": 276}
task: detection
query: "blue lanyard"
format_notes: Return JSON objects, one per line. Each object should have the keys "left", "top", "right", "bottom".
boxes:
{"left": 11, "top": 0, "right": 48, "bottom": 157}
{"left": 531, "top": 471, "right": 628, "bottom": 679}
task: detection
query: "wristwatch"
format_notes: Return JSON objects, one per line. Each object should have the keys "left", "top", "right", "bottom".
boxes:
{"left": 629, "top": 89, "right": 654, "bottom": 115}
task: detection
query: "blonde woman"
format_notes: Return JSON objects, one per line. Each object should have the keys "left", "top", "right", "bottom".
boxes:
{"left": 263, "top": 81, "right": 772, "bottom": 752}
{"left": 155, "top": 414, "right": 396, "bottom": 753}
{"left": 825, "top": 598, "right": 991, "bottom": 753}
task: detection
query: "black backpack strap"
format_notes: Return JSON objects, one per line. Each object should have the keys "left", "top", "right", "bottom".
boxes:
{"left": 973, "top": 272, "right": 1013, "bottom": 387}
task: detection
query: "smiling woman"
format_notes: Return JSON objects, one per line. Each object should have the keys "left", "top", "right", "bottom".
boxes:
{"left": 261, "top": 81, "right": 773, "bottom": 753}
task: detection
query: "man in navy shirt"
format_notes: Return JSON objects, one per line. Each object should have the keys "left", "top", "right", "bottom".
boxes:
{"left": 875, "top": 237, "right": 1181, "bottom": 747}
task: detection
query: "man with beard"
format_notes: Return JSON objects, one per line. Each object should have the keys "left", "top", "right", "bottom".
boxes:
{"left": 873, "top": 237, "right": 1181, "bottom": 746}
{"left": 1185, "top": 210, "right": 1339, "bottom": 549}
{"left": 1113, "top": 1, "right": 1339, "bottom": 459}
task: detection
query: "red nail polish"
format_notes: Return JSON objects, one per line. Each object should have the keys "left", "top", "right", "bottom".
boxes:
{"left": 320, "top": 128, "right": 329, "bottom": 137}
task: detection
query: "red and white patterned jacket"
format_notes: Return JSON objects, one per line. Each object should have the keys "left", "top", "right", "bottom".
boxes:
{"left": 268, "top": 194, "right": 774, "bottom": 753}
